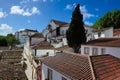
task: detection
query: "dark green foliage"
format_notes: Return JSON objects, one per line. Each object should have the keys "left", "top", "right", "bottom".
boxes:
{"left": 66, "top": 4, "right": 86, "bottom": 53}
{"left": 0, "top": 37, "right": 8, "bottom": 46}
{"left": 0, "top": 34, "right": 19, "bottom": 46}
{"left": 6, "top": 34, "right": 20, "bottom": 46}
{"left": 94, "top": 10, "right": 120, "bottom": 29}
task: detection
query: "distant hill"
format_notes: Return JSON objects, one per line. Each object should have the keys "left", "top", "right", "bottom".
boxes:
{"left": 93, "top": 10, "right": 120, "bottom": 29}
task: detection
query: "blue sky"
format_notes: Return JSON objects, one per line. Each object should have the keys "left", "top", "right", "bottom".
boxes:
{"left": 0, "top": 0, "right": 120, "bottom": 35}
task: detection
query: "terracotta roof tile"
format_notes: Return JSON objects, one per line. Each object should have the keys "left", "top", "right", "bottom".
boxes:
{"left": 30, "top": 32, "right": 44, "bottom": 38}
{"left": 40, "top": 52, "right": 120, "bottom": 80}
{"left": 52, "top": 19, "right": 69, "bottom": 27}
{"left": 90, "top": 54, "right": 120, "bottom": 80}
{"left": 40, "top": 51, "right": 93, "bottom": 80}
{"left": 31, "top": 41, "right": 54, "bottom": 49}
{"left": 114, "top": 31, "right": 120, "bottom": 36}
{"left": 55, "top": 45, "right": 69, "bottom": 51}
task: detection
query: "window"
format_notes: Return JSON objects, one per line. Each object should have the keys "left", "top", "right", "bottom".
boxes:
{"left": 84, "top": 47, "right": 89, "bottom": 54}
{"left": 48, "top": 68, "right": 52, "bottom": 80}
{"left": 101, "top": 48, "right": 105, "bottom": 55}
{"left": 92, "top": 48, "right": 98, "bottom": 55}
{"left": 98, "top": 32, "right": 101, "bottom": 37}
{"left": 62, "top": 77, "right": 67, "bottom": 80}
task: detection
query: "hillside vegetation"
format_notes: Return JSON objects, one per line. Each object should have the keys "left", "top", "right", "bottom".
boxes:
{"left": 93, "top": 10, "right": 120, "bottom": 29}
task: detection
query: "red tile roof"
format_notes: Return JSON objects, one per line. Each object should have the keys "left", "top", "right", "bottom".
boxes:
{"left": 114, "top": 31, "right": 120, "bottom": 36}
{"left": 40, "top": 52, "right": 120, "bottom": 80}
{"left": 30, "top": 32, "right": 44, "bottom": 38}
{"left": 52, "top": 19, "right": 69, "bottom": 27}
{"left": 83, "top": 38, "right": 120, "bottom": 47}
{"left": 31, "top": 41, "right": 54, "bottom": 49}
{"left": 90, "top": 54, "right": 120, "bottom": 80}
{"left": 40, "top": 51, "right": 93, "bottom": 80}
{"left": 55, "top": 45, "right": 69, "bottom": 51}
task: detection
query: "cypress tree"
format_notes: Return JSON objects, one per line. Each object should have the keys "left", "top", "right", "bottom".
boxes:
{"left": 66, "top": 4, "right": 86, "bottom": 53}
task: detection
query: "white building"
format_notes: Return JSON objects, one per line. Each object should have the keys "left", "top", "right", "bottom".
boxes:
{"left": 15, "top": 29, "right": 38, "bottom": 44}
{"left": 42, "top": 19, "right": 94, "bottom": 48}
{"left": 81, "top": 38, "right": 120, "bottom": 58}
{"left": 31, "top": 41, "right": 55, "bottom": 57}
{"left": 92, "top": 27, "right": 113, "bottom": 39}
{"left": 39, "top": 51, "right": 120, "bottom": 80}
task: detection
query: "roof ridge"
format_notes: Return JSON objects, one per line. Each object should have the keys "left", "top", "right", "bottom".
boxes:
{"left": 88, "top": 56, "right": 96, "bottom": 80}
{"left": 63, "top": 50, "right": 88, "bottom": 57}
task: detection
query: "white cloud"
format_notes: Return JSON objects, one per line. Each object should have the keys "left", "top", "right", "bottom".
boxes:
{"left": 0, "top": 24, "right": 13, "bottom": 36}
{"left": 10, "top": 6, "right": 40, "bottom": 16}
{"left": 0, "top": 8, "right": 7, "bottom": 18}
{"left": 20, "top": 0, "right": 30, "bottom": 4}
{"left": 84, "top": 21, "right": 93, "bottom": 26}
{"left": 18, "top": 28, "right": 25, "bottom": 31}
{"left": 95, "top": 8, "right": 99, "bottom": 11}
{"left": 43, "top": 0, "right": 47, "bottom": 2}
{"left": 80, "top": 5, "right": 94, "bottom": 20}
{"left": 42, "top": 0, "right": 55, "bottom": 2}
{"left": 65, "top": 4, "right": 95, "bottom": 20}
{"left": 28, "top": 20, "right": 31, "bottom": 23}
{"left": 33, "top": 0, "right": 39, "bottom": 2}
{"left": 65, "top": 3, "right": 76, "bottom": 10}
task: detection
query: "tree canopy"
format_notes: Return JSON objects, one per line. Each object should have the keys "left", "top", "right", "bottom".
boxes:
{"left": 6, "top": 34, "right": 20, "bottom": 46}
{"left": 0, "top": 35, "right": 8, "bottom": 46}
{"left": 66, "top": 4, "right": 86, "bottom": 53}
{"left": 0, "top": 34, "right": 19, "bottom": 46}
{"left": 93, "top": 10, "right": 120, "bottom": 29}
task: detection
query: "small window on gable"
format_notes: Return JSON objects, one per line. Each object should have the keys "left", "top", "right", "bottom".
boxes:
{"left": 98, "top": 32, "right": 101, "bottom": 37}
{"left": 84, "top": 47, "right": 89, "bottom": 54}
{"left": 92, "top": 48, "right": 98, "bottom": 55}
{"left": 62, "top": 77, "right": 67, "bottom": 80}
{"left": 101, "top": 48, "right": 105, "bottom": 55}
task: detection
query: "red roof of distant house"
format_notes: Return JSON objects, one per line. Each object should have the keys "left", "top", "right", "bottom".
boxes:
{"left": 30, "top": 32, "right": 44, "bottom": 38}
{"left": 52, "top": 19, "right": 69, "bottom": 27}
{"left": 40, "top": 51, "right": 120, "bottom": 80}
{"left": 31, "top": 41, "right": 54, "bottom": 49}
{"left": 114, "top": 31, "right": 120, "bottom": 36}
{"left": 83, "top": 38, "right": 120, "bottom": 47}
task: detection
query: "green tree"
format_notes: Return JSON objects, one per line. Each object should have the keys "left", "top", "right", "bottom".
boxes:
{"left": 66, "top": 4, "right": 86, "bottom": 53}
{"left": 6, "top": 34, "right": 19, "bottom": 46}
{"left": 94, "top": 10, "right": 120, "bottom": 29}
{"left": 0, "top": 35, "right": 8, "bottom": 46}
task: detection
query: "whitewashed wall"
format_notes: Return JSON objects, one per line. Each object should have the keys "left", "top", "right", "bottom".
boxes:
{"left": 51, "top": 30, "right": 56, "bottom": 37}
{"left": 50, "top": 21, "right": 57, "bottom": 30}
{"left": 60, "top": 27, "right": 68, "bottom": 35}
{"left": 81, "top": 45, "right": 120, "bottom": 58}
{"left": 63, "top": 38, "right": 67, "bottom": 45}
{"left": 92, "top": 27, "right": 113, "bottom": 39}
{"left": 51, "top": 42, "right": 63, "bottom": 48}
{"left": 31, "top": 38, "right": 44, "bottom": 45}
{"left": 42, "top": 64, "right": 71, "bottom": 80}
{"left": 92, "top": 32, "right": 105, "bottom": 39}
{"left": 42, "top": 29, "right": 49, "bottom": 37}
{"left": 32, "top": 49, "right": 55, "bottom": 57}
{"left": 16, "top": 30, "right": 37, "bottom": 44}
{"left": 104, "top": 27, "right": 113, "bottom": 37}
